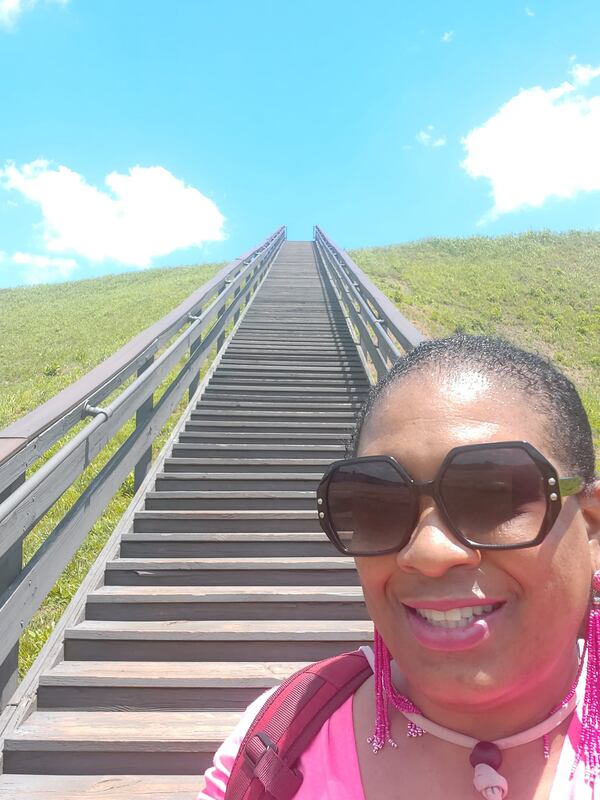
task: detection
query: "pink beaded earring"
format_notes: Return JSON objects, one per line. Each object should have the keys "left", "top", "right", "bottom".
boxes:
{"left": 571, "top": 569, "right": 600, "bottom": 785}
{"left": 369, "top": 628, "right": 422, "bottom": 752}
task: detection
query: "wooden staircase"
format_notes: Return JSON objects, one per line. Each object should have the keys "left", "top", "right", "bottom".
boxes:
{"left": 0, "top": 241, "right": 373, "bottom": 798}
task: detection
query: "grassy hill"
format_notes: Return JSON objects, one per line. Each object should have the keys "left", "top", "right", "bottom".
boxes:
{"left": 1, "top": 232, "right": 598, "bottom": 675}
{"left": 0, "top": 261, "right": 222, "bottom": 675}
{"left": 350, "top": 230, "right": 599, "bottom": 461}
{"left": 0, "top": 262, "right": 222, "bottom": 429}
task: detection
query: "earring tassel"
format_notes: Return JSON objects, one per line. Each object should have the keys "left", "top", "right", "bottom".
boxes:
{"left": 370, "top": 629, "right": 424, "bottom": 752}
{"left": 571, "top": 573, "right": 600, "bottom": 786}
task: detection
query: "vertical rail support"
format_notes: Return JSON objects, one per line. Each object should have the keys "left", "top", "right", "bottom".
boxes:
{"left": 0, "top": 473, "right": 24, "bottom": 710}
{"left": 188, "top": 311, "right": 203, "bottom": 403}
{"left": 133, "top": 356, "right": 154, "bottom": 492}
{"left": 233, "top": 278, "right": 242, "bottom": 325}
{"left": 216, "top": 280, "right": 230, "bottom": 352}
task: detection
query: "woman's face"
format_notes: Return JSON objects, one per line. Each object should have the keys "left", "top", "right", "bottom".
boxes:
{"left": 355, "top": 370, "right": 599, "bottom": 717}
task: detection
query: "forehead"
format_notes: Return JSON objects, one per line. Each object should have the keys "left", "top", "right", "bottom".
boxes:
{"left": 358, "top": 370, "right": 555, "bottom": 474}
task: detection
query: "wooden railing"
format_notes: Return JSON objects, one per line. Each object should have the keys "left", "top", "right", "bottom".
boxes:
{"left": 314, "top": 226, "right": 426, "bottom": 381}
{"left": 0, "top": 225, "right": 286, "bottom": 707}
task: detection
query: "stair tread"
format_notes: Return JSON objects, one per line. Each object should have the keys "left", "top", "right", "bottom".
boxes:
{"left": 5, "top": 711, "right": 242, "bottom": 747}
{"left": 40, "top": 660, "right": 309, "bottom": 686}
{"left": 107, "top": 556, "right": 353, "bottom": 569}
{"left": 155, "top": 471, "right": 324, "bottom": 479}
{"left": 134, "top": 510, "right": 320, "bottom": 518}
{"left": 122, "top": 532, "right": 328, "bottom": 540}
{"left": 89, "top": 585, "right": 363, "bottom": 601}
{"left": 67, "top": 619, "right": 371, "bottom": 638}
{"left": 0, "top": 775, "right": 203, "bottom": 799}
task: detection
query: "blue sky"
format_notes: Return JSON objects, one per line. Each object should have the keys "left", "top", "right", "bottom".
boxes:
{"left": 1, "top": 0, "right": 600, "bottom": 287}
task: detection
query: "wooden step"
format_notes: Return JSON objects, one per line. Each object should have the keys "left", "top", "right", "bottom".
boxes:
{"left": 184, "top": 419, "right": 353, "bottom": 431}
{"left": 3, "top": 710, "right": 243, "bottom": 774}
{"left": 104, "top": 556, "right": 357, "bottom": 585}
{"left": 196, "top": 400, "right": 362, "bottom": 410}
{"left": 144, "top": 490, "right": 318, "bottom": 511}
{"left": 208, "top": 377, "right": 367, "bottom": 387}
{"left": 120, "top": 532, "right": 337, "bottom": 558}
{"left": 169, "top": 443, "right": 345, "bottom": 459}
{"left": 176, "top": 432, "right": 349, "bottom": 446}
{"left": 38, "top": 660, "right": 307, "bottom": 711}
{"left": 203, "top": 384, "right": 368, "bottom": 394}
{"left": 162, "top": 458, "right": 331, "bottom": 474}
{"left": 154, "top": 472, "right": 322, "bottom": 491}
{"left": 133, "top": 509, "right": 322, "bottom": 533}
{"left": 0, "top": 774, "right": 204, "bottom": 799}
{"left": 189, "top": 409, "right": 356, "bottom": 421}
{"left": 64, "top": 620, "right": 372, "bottom": 662}
{"left": 219, "top": 355, "right": 362, "bottom": 366}
{"left": 85, "top": 585, "right": 367, "bottom": 621}
{"left": 215, "top": 364, "right": 365, "bottom": 375}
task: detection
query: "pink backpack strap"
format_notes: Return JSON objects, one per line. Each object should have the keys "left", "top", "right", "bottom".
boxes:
{"left": 224, "top": 650, "right": 372, "bottom": 800}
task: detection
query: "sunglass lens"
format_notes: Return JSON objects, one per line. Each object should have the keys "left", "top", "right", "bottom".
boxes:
{"left": 440, "top": 447, "right": 547, "bottom": 546}
{"left": 326, "top": 460, "right": 414, "bottom": 554}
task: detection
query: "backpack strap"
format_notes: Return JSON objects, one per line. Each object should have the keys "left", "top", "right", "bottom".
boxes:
{"left": 225, "top": 650, "right": 372, "bottom": 800}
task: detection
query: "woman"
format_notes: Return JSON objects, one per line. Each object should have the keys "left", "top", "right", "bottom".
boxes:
{"left": 199, "top": 334, "right": 600, "bottom": 799}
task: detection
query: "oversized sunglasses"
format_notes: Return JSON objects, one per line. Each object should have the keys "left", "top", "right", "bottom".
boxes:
{"left": 316, "top": 441, "right": 585, "bottom": 556}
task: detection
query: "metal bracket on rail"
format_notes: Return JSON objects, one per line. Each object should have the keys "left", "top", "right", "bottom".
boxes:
{"left": 83, "top": 403, "right": 112, "bottom": 422}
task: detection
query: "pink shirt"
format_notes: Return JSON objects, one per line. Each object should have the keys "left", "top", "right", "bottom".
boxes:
{"left": 197, "top": 649, "right": 597, "bottom": 799}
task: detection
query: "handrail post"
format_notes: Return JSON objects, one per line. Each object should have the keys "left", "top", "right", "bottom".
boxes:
{"left": 188, "top": 312, "right": 203, "bottom": 402}
{"left": 216, "top": 281, "right": 230, "bottom": 352}
{"left": 233, "top": 277, "right": 242, "bottom": 325}
{"left": 0, "top": 473, "right": 24, "bottom": 709}
{"left": 133, "top": 356, "right": 154, "bottom": 492}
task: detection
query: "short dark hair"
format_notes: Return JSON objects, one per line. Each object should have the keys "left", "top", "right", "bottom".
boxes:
{"left": 349, "top": 334, "right": 596, "bottom": 485}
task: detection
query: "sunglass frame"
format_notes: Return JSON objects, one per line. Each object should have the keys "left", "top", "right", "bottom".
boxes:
{"left": 316, "top": 440, "right": 569, "bottom": 556}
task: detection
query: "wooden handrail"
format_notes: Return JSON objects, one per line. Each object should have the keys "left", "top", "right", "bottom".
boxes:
{"left": 0, "top": 226, "right": 285, "bottom": 704}
{"left": 314, "top": 226, "right": 426, "bottom": 379}
{"left": 0, "top": 226, "right": 285, "bottom": 494}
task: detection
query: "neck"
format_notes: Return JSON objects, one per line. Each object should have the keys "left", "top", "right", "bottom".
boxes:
{"left": 396, "top": 646, "right": 581, "bottom": 741}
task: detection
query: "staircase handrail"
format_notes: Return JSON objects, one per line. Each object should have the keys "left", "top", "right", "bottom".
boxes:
{"left": 0, "top": 226, "right": 285, "bottom": 494}
{"left": 314, "top": 226, "right": 426, "bottom": 380}
{"left": 0, "top": 225, "right": 285, "bottom": 703}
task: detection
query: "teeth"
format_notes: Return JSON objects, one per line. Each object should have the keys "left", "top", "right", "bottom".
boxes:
{"left": 415, "top": 604, "right": 497, "bottom": 628}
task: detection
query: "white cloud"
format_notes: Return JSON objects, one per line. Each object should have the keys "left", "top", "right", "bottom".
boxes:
{"left": 11, "top": 251, "right": 77, "bottom": 284}
{"left": 0, "top": 161, "right": 226, "bottom": 267}
{"left": 0, "top": 0, "right": 68, "bottom": 31}
{"left": 12, "top": 251, "right": 76, "bottom": 269}
{"left": 569, "top": 63, "right": 600, "bottom": 87}
{"left": 461, "top": 67, "right": 600, "bottom": 218}
{"left": 525, "top": 7, "right": 535, "bottom": 16}
{"left": 441, "top": 31, "right": 454, "bottom": 43}
{"left": 416, "top": 125, "right": 447, "bottom": 148}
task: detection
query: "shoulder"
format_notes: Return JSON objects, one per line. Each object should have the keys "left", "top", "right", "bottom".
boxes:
{"left": 196, "top": 687, "right": 278, "bottom": 800}
{"left": 197, "top": 650, "right": 373, "bottom": 799}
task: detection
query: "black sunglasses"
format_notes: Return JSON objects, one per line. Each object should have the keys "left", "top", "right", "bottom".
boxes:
{"left": 316, "top": 441, "right": 585, "bottom": 556}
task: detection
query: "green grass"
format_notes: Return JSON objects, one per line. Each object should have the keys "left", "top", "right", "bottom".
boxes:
{"left": 0, "top": 262, "right": 221, "bottom": 429}
{"left": 0, "top": 261, "right": 222, "bottom": 676}
{"left": 349, "top": 230, "right": 600, "bottom": 465}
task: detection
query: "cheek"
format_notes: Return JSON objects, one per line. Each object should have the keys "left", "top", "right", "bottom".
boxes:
{"left": 510, "top": 508, "right": 592, "bottom": 631}
{"left": 355, "top": 555, "right": 398, "bottom": 619}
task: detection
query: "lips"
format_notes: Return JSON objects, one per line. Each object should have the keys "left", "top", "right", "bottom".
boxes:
{"left": 402, "top": 600, "right": 506, "bottom": 651}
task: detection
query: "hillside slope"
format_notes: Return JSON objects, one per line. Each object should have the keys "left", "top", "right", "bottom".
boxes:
{"left": 350, "top": 230, "right": 599, "bottom": 460}
{"left": 0, "top": 262, "right": 221, "bottom": 430}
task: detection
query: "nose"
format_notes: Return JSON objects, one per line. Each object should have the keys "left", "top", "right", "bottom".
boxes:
{"left": 395, "top": 499, "right": 481, "bottom": 577}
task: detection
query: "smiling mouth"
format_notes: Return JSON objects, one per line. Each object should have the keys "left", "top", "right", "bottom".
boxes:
{"left": 406, "top": 603, "right": 504, "bottom": 629}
